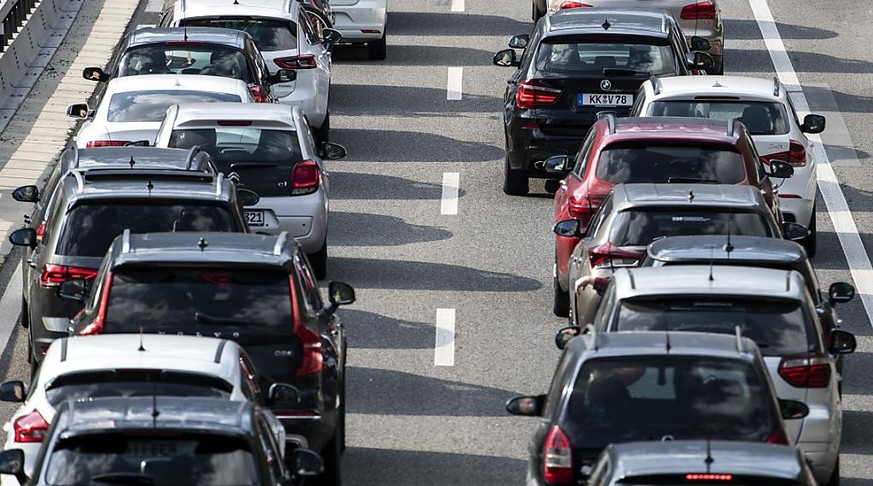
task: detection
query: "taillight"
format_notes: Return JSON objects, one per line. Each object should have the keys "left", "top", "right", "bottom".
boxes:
{"left": 289, "top": 277, "right": 323, "bottom": 375}
{"left": 778, "top": 355, "right": 831, "bottom": 388}
{"left": 35, "top": 222, "right": 46, "bottom": 243}
{"left": 560, "top": 0, "right": 592, "bottom": 8}
{"left": 588, "top": 242, "right": 641, "bottom": 269}
{"left": 767, "top": 429, "right": 789, "bottom": 445}
{"left": 79, "top": 272, "right": 113, "bottom": 336}
{"left": 274, "top": 55, "right": 316, "bottom": 70}
{"left": 291, "top": 160, "right": 320, "bottom": 196}
{"left": 249, "top": 85, "right": 269, "bottom": 103}
{"left": 86, "top": 140, "right": 129, "bottom": 148}
{"left": 680, "top": 0, "right": 717, "bottom": 19}
{"left": 762, "top": 140, "right": 807, "bottom": 167}
{"left": 517, "top": 80, "right": 561, "bottom": 110}
{"left": 39, "top": 264, "right": 97, "bottom": 288}
{"left": 686, "top": 474, "right": 733, "bottom": 481}
{"left": 568, "top": 196, "right": 597, "bottom": 224}
{"left": 543, "top": 425, "right": 573, "bottom": 484}
{"left": 14, "top": 410, "right": 49, "bottom": 443}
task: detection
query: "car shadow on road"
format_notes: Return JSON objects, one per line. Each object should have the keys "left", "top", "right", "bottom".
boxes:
{"left": 342, "top": 447, "right": 526, "bottom": 485}
{"left": 838, "top": 409, "right": 873, "bottom": 452}
{"left": 736, "top": 49, "right": 873, "bottom": 74}
{"left": 387, "top": 11, "right": 530, "bottom": 37}
{"left": 725, "top": 19, "right": 839, "bottom": 40}
{"left": 332, "top": 44, "right": 498, "bottom": 67}
{"left": 329, "top": 212, "right": 453, "bottom": 247}
{"left": 331, "top": 129, "right": 503, "bottom": 163}
{"left": 329, "top": 171, "right": 463, "bottom": 200}
{"left": 331, "top": 84, "right": 501, "bottom": 116}
{"left": 338, "top": 309, "right": 434, "bottom": 350}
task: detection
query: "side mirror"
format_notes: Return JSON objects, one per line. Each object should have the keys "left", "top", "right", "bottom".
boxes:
{"left": 778, "top": 399, "right": 810, "bottom": 420}
{"left": 828, "top": 281, "right": 855, "bottom": 305}
{"left": 686, "top": 51, "right": 714, "bottom": 70}
{"left": 11, "top": 185, "right": 39, "bottom": 203}
{"left": 555, "top": 325, "right": 582, "bottom": 350}
{"left": 65, "top": 103, "right": 93, "bottom": 120}
{"left": 553, "top": 219, "right": 582, "bottom": 238}
{"left": 82, "top": 66, "right": 109, "bottom": 82}
{"left": 828, "top": 329, "right": 856, "bottom": 355}
{"left": 690, "top": 36, "right": 711, "bottom": 51}
{"left": 508, "top": 34, "right": 529, "bottom": 49}
{"left": 267, "top": 383, "right": 301, "bottom": 405}
{"left": 291, "top": 448, "right": 324, "bottom": 477}
{"left": 767, "top": 160, "right": 794, "bottom": 179}
{"left": 782, "top": 222, "right": 810, "bottom": 242}
{"left": 270, "top": 69, "right": 297, "bottom": 84}
{"left": 506, "top": 394, "right": 545, "bottom": 417}
{"left": 125, "top": 140, "right": 150, "bottom": 147}
{"left": 493, "top": 48, "right": 519, "bottom": 67}
{"left": 541, "top": 155, "right": 570, "bottom": 175}
{"left": 801, "top": 114, "right": 825, "bottom": 134}
{"left": 321, "top": 28, "right": 343, "bottom": 45}
{"left": 58, "top": 278, "right": 87, "bottom": 302}
{"left": 319, "top": 142, "right": 347, "bottom": 160}
{"left": 0, "top": 381, "right": 26, "bottom": 403}
{"left": 8, "top": 228, "right": 37, "bottom": 248}
{"left": 0, "top": 449, "right": 26, "bottom": 485}
{"left": 328, "top": 281, "right": 356, "bottom": 306}
{"left": 236, "top": 188, "right": 260, "bottom": 207}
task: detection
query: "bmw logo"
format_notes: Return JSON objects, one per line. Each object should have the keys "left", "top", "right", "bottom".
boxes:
{"left": 600, "top": 79, "right": 612, "bottom": 91}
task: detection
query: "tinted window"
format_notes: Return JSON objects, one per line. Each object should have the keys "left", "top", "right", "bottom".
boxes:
{"left": 104, "top": 267, "right": 292, "bottom": 331}
{"left": 118, "top": 44, "right": 252, "bottom": 82}
{"left": 180, "top": 18, "right": 297, "bottom": 51}
{"left": 596, "top": 144, "right": 746, "bottom": 184}
{"left": 649, "top": 101, "right": 790, "bottom": 135}
{"left": 45, "top": 371, "right": 233, "bottom": 407}
{"left": 168, "top": 128, "right": 302, "bottom": 169}
{"left": 610, "top": 210, "right": 771, "bottom": 246}
{"left": 44, "top": 432, "right": 259, "bottom": 485}
{"left": 536, "top": 39, "right": 676, "bottom": 75}
{"left": 107, "top": 90, "right": 242, "bottom": 123}
{"left": 57, "top": 203, "right": 236, "bottom": 257}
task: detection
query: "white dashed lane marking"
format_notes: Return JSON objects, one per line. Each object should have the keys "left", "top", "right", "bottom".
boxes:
{"left": 434, "top": 308, "right": 456, "bottom": 366}
{"left": 447, "top": 67, "right": 463, "bottom": 101}
{"left": 441, "top": 172, "right": 460, "bottom": 215}
{"left": 451, "top": 0, "right": 465, "bottom": 12}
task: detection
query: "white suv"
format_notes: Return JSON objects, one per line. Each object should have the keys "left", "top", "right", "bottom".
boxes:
{"left": 331, "top": 0, "right": 387, "bottom": 60}
{"left": 629, "top": 75, "right": 826, "bottom": 255}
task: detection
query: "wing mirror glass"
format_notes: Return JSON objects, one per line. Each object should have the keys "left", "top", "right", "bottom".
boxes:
{"left": 291, "top": 448, "right": 324, "bottom": 477}
{"left": 58, "top": 278, "right": 87, "bottom": 302}
{"left": 690, "top": 36, "right": 711, "bottom": 51}
{"left": 236, "top": 188, "right": 260, "bottom": 207}
{"left": 686, "top": 51, "right": 714, "bottom": 70}
{"left": 11, "top": 185, "right": 39, "bottom": 203}
{"left": 779, "top": 399, "right": 810, "bottom": 420}
{"left": 328, "top": 281, "right": 356, "bottom": 306}
{"left": 828, "top": 281, "right": 855, "bottom": 305}
{"left": 82, "top": 66, "right": 109, "bottom": 82}
{"left": 828, "top": 329, "right": 856, "bottom": 355}
{"left": 801, "top": 114, "right": 826, "bottom": 134}
{"left": 271, "top": 69, "right": 297, "bottom": 84}
{"left": 555, "top": 325, "right": 582, "bottom": 350}
{"left": 508, "top": 34, "right": 529, "bottom": 49}
{"left": 319, "top": 142, "right": 347, "bottom": 160}
{"left": 0, "top": 381, "right": 26, "bottom": 403}
{"left": 782, "top": 222, "right": 810, "bottom": 242}
{"left": 506, "top": 394, "right": 545, "bottom": 417}
{"left": 8, "top": 228, "right": 37, "bottom": 248}
{"left": 767, "top": 159, "right": 794, "bottom": 179}
{"left": 541, "top": 155, "right": 570, "bottom": 175}
{"left": 65, "top": 103, "right": 92, "bottom": 120}
{"left": 0, "top": 449, "right": 26, "bottom": 485}
{"left": 553, "top": 219, "right": 582, "bottom": 238}
{"left": 321, "top": 28, "right": 343, "bottom": 45}
{"left": 267, "top": 383, "right": 301, "bottom": 406}
{"left": 493, "top": 49, "right": 519, "bottom": 67}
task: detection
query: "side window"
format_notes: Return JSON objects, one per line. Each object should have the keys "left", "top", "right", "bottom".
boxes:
{"left": 293, "top": 252, "right": 324, "bottom": 315}
{"left": 300, "top": 14, "right": 320, "bottom": 45}
{"left": 785, "top": 93, "right": 803, "bottom": 127}
{"left": 586, "top": 193, "right": 613, "bottom": 237}
{"left": 85, "top": 256, "right": 112, "bottom": 313}
{"left": 542, "top": 352, "right": 575, "bottom": 418}
{"left": 256, "top": 416, "right": 286, "bottom": 482}
{"left": 591, "top": 284, "right": 617, "bottom": 330}
{"left": 41, "top": 191, "right": 66, "bottom": 245}
{"left": 573, "top": 128, "right": 597, "bottom": 177}
{"left": 628, "top": 86, "right": 647, "bottom": 116}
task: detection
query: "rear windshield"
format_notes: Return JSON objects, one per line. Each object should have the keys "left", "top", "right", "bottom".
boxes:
{"left": 118, "top": 44, "right": 252, "bottom": 82}
{"left": 596, "top": 144, "right": 746, "bottom": 184}
{"left": 181, "top": 17, "right": 297, "bottom": 51}
{"left": 108, "top": 90, "right": 241, "bottom": 123}
{"left": 104, "top": 267, "right": 292, "bottom": 331}
{"left": 536, "top": 39, "right": 676, "bottom": 76}
{"left": 611, "top": 210, "right": 771, "bottom": 246}
{"left": 567, "top": 357, "right": 773, "bottom": 441}
{"left": 57, "top": 203, "right": 236, "bottom": 257}
{"left": 45, "top": 432, "right": 258, "bottom": 485}
{"left": 649, "top": 101, "right": 790, "bottom": 135}
{"left": 614, "top": 298, "right": 813, "bottom": 356}
{"left": 45, "top": 371, "right": 233, "bottom": 407}
{"left": 168, "top": 128, "right": 302, "bottom": 170}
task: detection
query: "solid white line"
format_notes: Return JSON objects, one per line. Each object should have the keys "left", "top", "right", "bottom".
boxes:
{"left": 451, "top": 0, "right": 465, "bottom": 12}
{"left": 441, "top": 172, "right": 460, "bottom": 215}
{"left": 434, "top": 308, "right": 455, "bottom": 366}
{"left": 0, "top": 266, "right": 23, "bottom": 355}
{"left": 446, "top": 67, "right": 463, "bottom": 101}
{"left": 749, "top": 0, "right": 873, "bottom": 326}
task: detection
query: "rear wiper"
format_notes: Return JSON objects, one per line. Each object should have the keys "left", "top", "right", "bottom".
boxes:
{"left": 666, "top": 177, "right": 719, "bottom": 184}
{"left": 194, "top": 312, "right": 251, "bottom": 326}
{"left": 602, "top": 67, "right": 645, "bottom": 76}
{"left": 91, "top": 473, "right": 155, "bottom": 485}
{"left": 230, "top": 162, "right": 279, "bottom": 169}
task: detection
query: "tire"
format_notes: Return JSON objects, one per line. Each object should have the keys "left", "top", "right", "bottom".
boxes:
{"left": 312, "top": 431, "right": 342, "bottom": 486}
{"left": 19, "top": 298, "right": 29, "bottom": 329}
{"left": 367, "top": 33, "right": 387, "bottom": 60}
{"left": 803, "top": 209, "right": 817, "bottom": 257}
{"left": 708, "top": 57, "right": 725, "bottom": 75}
{"left": 309, "top": 239, "right": 328, "bottom": 280}
{"left": 823, "top": 457, "right": 840, "bottom": 486}
{"left": 315, "top": 111, "right": 330, "bottom": 145}
{"left": 503, "top": 149, "right": 528, "bottom": 195}
{"left": 553, "top": 271, "right": 570, "bottom": 318}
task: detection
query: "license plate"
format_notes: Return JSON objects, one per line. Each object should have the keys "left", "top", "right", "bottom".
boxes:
{"left": 245, "top": 210, "right": 265, "bottom": 226}
{"left": 578, "top": 93, "right": 633, "bottom": 106}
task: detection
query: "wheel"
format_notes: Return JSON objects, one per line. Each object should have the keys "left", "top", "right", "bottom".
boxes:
{"left": 309, "top": 239, "right": 328, "bottom": 280}
{"left": 503, "top": 148, "right": 528, "bottom": 195}
{"left": 315, "top": 111, "right": 330, "bottom": 145}
{"left": 823, "top": 456, "right": 840, "bottom": 486}
{"left": 19, "top": 298, "right": 29, "bottom": 329}
{"left": 803, "top": 208, "right": 817, "bottom": 257}
{"left": 553, "top": 270, "right": 569, "bottom": 318}
{"left": 708, "top": 57, "right": 724, "bottom": 75}
{"left": 367, "top": 33, "right": 387, "bottom": 60}
{"left": 312, "top": 430, "right": 342, "bottom": 486}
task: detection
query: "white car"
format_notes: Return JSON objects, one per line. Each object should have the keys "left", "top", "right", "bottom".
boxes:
{"left": 629, "top": 75, "right": 824, "bottom": 254}
{"left": 0, "top": 334, "right": 295, "bottom": 482}
{"left": 68, "top": 74, "right": 254, "bottom": 148}
{"left": 163, "top": 0, "right": 339, "bottom": 142}
{"left": 331, "top": 0, "right": 387, "bottom": 60}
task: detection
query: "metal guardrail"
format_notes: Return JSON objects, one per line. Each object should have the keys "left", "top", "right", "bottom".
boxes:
{"left": 0, "top": 0, "right": 37, "bottom": 52}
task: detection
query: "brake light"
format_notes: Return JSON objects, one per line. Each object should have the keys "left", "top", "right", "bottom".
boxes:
{"left": 249, "top": 85, "right": 269, "bottom": 103}
{"left": 79, "top": 272, "right": 113, "bottom": 336}
{"left": 560, "top": 1, "right": 593, "bottom": 8}
{"left": 291, "top": 160, "right": 320, "bottom": 196}
{"left": 543, "top": 425, "right": 573, "bottom": 484}
{"left": 165, "top": 41, "right": 203, "bottom": 46}
{"left": 14, "top": 410, "right": 49, "bottom": 443}
{"left": 588, "top": 242, "right": 641, "bottom": 269}
{"left": 86, "top": 140, "right": 129, "bottom": 148}
{"left": 217, "top": 120, "right": 252, "bottom": 127}
{"left": 35, "top": 222, "right": 46, "bottom": 243}
{"left": 686, "top": 474, "right": 733, "bottom": 481}
{"left": 680, "top": 0, "right": 717, "bottom": 19}
{"left": 517, "top": 80, "right": 561, "bottom": 110}
{"left": 767, "top": 429, "right": 789, "bottom": 445}
{"left": 762, "top": 140, "right": 807, "bottom": 167}
{"left": 39, "top": 265, "right": 98, "bottom": 288}
{"left": 274, "top": 55, "right": 317, "bottom": 69}
{"left": 778, "top": 355, "right": 831, "bottom": 388}
{"left": 289, "top": 277, "right": 322, "bottom": 375}
{"left": 568, "top": 196, "right": 597, "bottom": 224}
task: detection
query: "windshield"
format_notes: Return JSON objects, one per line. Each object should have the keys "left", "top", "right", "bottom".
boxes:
{"left": 649, "top": 101, "right": 790, "bottom": 135}
{"left": 596, "top": 144, "right": 746, "bottom": 184}
{"left": 614, "top": 298, "right": 814, "bottom": 355}
{"left": 104, "top": 267, "right": 292, "bottom": 331}
{"left": 610, "top": 210, "right": 771, "bottom": 246}
{"left": 167, "top": 128, "right": 302, "bottom": 170}
{"left": 45, "top": 371, "right": 233, "bottom": 407}
{"left": 44, "top": 432, "right": 258, "bottom": 486}
{"left": 180, "top": 18, "right": 297, "bottom": 51}
{"left": 118, "top": 44, "right": 252, "bottom": 82}
{"left": 107, "top": 90, "right": 241, "bottom": 123}
{"left": 536, "top": 40, "right": 676, "bottom": 75}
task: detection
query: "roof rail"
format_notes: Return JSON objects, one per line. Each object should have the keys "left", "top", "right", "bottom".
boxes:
{"left": 649, "top": 75, "right": 662, "bottom": 95}
{"left": 184, "top": 146, "right": 201, "bottom": 170}
{"left": 627, "top": 268, "right": 636, "bottom": 290}
{"left": 785, "top": 271, "right": 791, "bottom": 292}
{"left": 660, "top": 15, "right": 667, "bottom": 34}
{"left": 772, "top": 76, "right": 780, "bottom": 97}
{"left": 734, "top": 326, "right": 744, "bottom": 353}
{"left": 122, "top": 228, "right": 131, "bottom": 254}
{"left": 726, "top": 119, "right": 735, "bottom": 137}
{"left": 213, "top": 340, "right": 227, "bottom": 364}
{"left": 71, "top": 170, "right": 85, "bottom": 193}
{"left": 214, "top": 172, "right": 224, "bottom": 196}
{"left": 67, "top": 141, "right": 81, "bottom": 170}
{"left": 60, "top": 337, "right": 69, "bottom": 362}
{"left": 273, "top": 231, "right": 289, "bottom": 256}
{"left": 596, "top": 111, "right": 617, "bottom": 135}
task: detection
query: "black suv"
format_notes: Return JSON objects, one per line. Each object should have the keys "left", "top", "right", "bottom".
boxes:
{"left": 8, "top": 156, "right": 253, "bottom": 371}
{"left": 63, "top": 232, "right": 355, "bottom": 486}
{"left": 492, "top": 8, "right": 713, "bottom": 195}
{"left": 0, "top": 397, "right": 323, "bottom": 486}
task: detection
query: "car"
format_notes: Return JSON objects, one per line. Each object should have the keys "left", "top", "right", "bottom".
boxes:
{"left": 65, "top": 74, "right": 254, "bottom": 148}
{"left": 7, "top": 160, "right": 256, "bottom": 372}
{"left": 162, "top": 0, "right": 343, "bottom": 143}
{"left": 152, "top": 102, "right": 348, "bottom": 277}
{"left": 507, "top": 330, "right": 808, "bottom": 485}
{"left": 583, "top": 265, "right": 856, "bottom": 484}
{"left": 63, "top": 231, "right": 356, "bottom": 486}
{"left": 553, "top": 183, "right": 810, "bottom": 323}
{"left": 81, "top": 27, "right": 294, "bottom": 103}
{"left": 547, "top": 116, "right": 796, "bottom": 316}
{"left": 492, "top": 9, "right": 713, "bottom": 195}
{"left": 629, "top": 76, "right": 827, "bottom": 254}
{"left": 0, "top": 396, "right": 324, "bottom": 486}
{"left": 588, "top": 440, "right": 819, "bottom": 485}
{"left": 330, "top": 0, "right": 387, "bottom": 60}
{"left": 540, "top": 0, "right": 725, "bottom": 74}
{"left": 0, "top": 334, "right": 298, "bottom": 481}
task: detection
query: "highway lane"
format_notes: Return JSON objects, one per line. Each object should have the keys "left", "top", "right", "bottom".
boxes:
{"left": 0, "top": 0, "right": 872, "bottom": 484}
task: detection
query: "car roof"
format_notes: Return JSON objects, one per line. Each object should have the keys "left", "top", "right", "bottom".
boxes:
{"left": 126, "top": 27, "right": 249, "bottom": 49}
{"left": 608, "top": 440, "right": 803, "bottom": 479}
{"left": 611, "top": 265, "right": 807, "bottom": 301}
{"left": 647, "top": 75, "right": 785, "bottom": 102}
{"left": 647, "top": 235, "right": 806, "bottom": 264}
{"left": 106, "top": 231, "right": 294, "bottom": 268}
{"left": 178, "top": 0, "right": 296, "bottom": 19}
{"left": 545, "top": 8, "right": 671, "bottom": 37}
{"left": 605, "top": 116, "right": 744, "bottom": 144}
{"left": 104, "top": 74, "right": 250, "bottom": 95}
{"left": 169, "top": 102, "right": 298, "bottom": 130}
{"left": 612, "top": 183, "right": 765, "bottom": 210}
{"left": 566, "top": 330, "right": 759, "bottom": 361}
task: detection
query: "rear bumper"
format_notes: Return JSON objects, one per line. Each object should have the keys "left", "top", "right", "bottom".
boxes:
{"left": 250, "top": 191, "right": 328, "bottom": 254}
{"left": 333, "top": 2, "right": 387, "bottom": 42}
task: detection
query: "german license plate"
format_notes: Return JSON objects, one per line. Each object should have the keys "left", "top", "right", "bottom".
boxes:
{"left": 245, "top": 210, "right": 265, "bottom": 226}
{"left": 578, "top": 93, "right": 633, "bottom": 106}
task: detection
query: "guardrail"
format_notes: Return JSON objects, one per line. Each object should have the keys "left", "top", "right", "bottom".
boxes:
{"left": 0, "top": 0, "right": 38, "bottom": 52}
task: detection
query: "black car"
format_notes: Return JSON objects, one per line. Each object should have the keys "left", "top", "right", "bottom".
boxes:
{"left": 63, "top": 231, "right": 354, "bottom": 486}
{"left": 0, "top": 396, "right": 323, "bottom": 486}
{"left": 8, "top": 160, "right": 254, "bottom": 372}
{"left": 492, "top": 8, "right": 713, "bottom": 195}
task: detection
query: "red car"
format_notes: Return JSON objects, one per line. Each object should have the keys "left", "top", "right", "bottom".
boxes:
{"left": 547, "top": 115, "right": 795, "bottom": 317}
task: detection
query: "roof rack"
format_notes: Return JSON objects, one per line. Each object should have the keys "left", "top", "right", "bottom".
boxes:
{"left": 726, "top": 119, "right": 735, "bottom": 137}
{"left": 772, "top": 76, "right": 780, "bottom": 97}
{"left": 734, "top": 326, "right": 744, "bottom": 353}
{"left": 213, "top": 340, "right": 227, "bottom": 364}
{"left": 273, "top": 231, "right": 289, "bottom": 256}
{"left": 596, "top": 111, "right": 617, "bottom": 134}
{"left": 184, "top": 146, "right": 202, "bottom": 170}
{"left": 626, "top": 268, "right": 636, "bottom": 290}
{"left": 214, "top": 172, "right": 224, "bottom": 196}
{"left": 660, "top": 15, "right": 667, "bottom": 34}
{"left": 71, "top": 170, "right": 85, "bottom": 193}
{"left": 66, "top": 142, "right": 81, "bottom": 170}
{"left": 649, "top": 75, "right": 662, "bottom": 95}
{"left": 122, "top": 228, "right": 131, "bottom": 254}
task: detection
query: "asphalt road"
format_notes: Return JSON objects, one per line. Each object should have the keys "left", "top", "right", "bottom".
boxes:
{"left": 0, "top": 0, "right": 872, "bottom": 484}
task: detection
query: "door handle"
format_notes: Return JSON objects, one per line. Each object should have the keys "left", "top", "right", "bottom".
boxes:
{"left": 26, "top": 259, "right": 36, "bottom": 268}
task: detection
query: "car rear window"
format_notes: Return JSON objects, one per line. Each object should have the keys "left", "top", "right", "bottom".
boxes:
{"left": 57, "top": 203, "right": 237, "bottom": 257}
{"left": 119, "top": 44, "right": 252, "bottom": 82}
{"left": 649, "top": 101, "right": 790, "bottom": 135}
{"left": 180, "top": 17, "right": 297, "bottom": 51}
{"left": 611, "top": 209, "right": 771, "bottom": 246}
{"left": 45, "top": 432, "right": 258, "bottom": 486}
{"left": 596, "top": 143, "right": 746, "bottom": 184}
{"left": 107, "top": 90, "right": 242, "bottom": 123}
{"left": 168, "top": 127, "right": 302, "bottom": 169}
{"left": 45, "top": 371, "right": 233, "bottom": 407}
{"left": 614, "top": 298, "right": 814, "bottom": 356}
{"left": 536, "top": 38, "right": 676, "bottom": 76}
{"left": 104, "top": 267, "right": 292, "bottom": 332}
